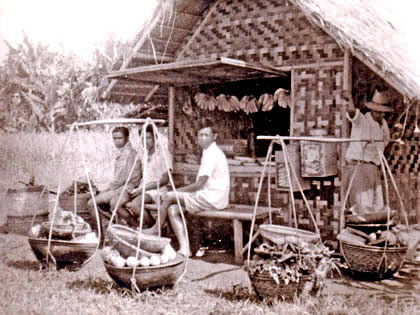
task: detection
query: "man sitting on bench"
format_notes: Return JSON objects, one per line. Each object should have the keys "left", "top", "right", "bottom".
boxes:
{"left": 87, "top": 127, "right": 141, "bottom": 233}
{"left": 144, "top": 119, "right": 230, "bottom": 257}
{"left": 124, "top": 125, "right": 172, "bottom": 227}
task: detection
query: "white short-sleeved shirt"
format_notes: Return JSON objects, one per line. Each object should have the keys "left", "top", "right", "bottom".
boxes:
{"left": 345, "top": 109, "right": 390, "bottom": 166}
{"left": 193, "top": 142, "right": 230, "bottom": 210}
{"left": 139, "top": 148, "right": 173, "bottom": 187}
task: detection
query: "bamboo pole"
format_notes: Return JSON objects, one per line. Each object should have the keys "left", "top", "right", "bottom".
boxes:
{"left": 73, "top": 118, "right": 165, "bottom": 127}
{"left": 290, "top": 70, "right": 295, "bottom": 136}
{"left": 144, "top": 85, "right": 160, "bottom": 102}
{"left": 257, "top": 135, "right": 381, "bottom": 143}
{"left": 340, "top": 49, "right": 352, "bottom": 233}
{"left": 168, "top": 86, "right": 175, "bottom": 163}
{"left": 102, "top": 4, "right": 163, "bottom": 99}
{"left": 176, "top": 0, "right": 220, "bottom": 61}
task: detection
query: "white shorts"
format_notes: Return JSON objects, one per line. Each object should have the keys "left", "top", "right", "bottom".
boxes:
{"left": 174, "top": 191, "right": 220, "bottom": 213}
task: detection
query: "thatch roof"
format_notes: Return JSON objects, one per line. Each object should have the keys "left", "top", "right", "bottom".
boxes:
{"left": 106, "top": 0, "right": 420, "bottom": 102}
{"left": 291, "top": 0, "right": 420, "bottom": 100}
{"left": 103, "top": 0, "right": 214, "bottom": 104}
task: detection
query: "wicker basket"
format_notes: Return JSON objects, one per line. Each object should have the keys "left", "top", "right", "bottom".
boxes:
{"left": 103, "top": 253, "right": 185, "bottom": 291}
{"left": 259, "top": 224, "right": 319, "bottom": 245}
{"left": 340, "top": 241, "right": 407, "bottom": 277}
{"left": 28, "top": 237, "right": 97, "bottom": 270}
{"left": 248, "top": 270, "right": 316, "bottom": 300}
{"left": 107, "top": 225, "right": 171, "bottom": 258}
{"left": 5, "top": 186, "right": 49, "bottom": 216}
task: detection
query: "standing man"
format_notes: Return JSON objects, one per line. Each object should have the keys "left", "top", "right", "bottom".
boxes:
{"left": 342, "top": 89, "right": 392, "bottom": 213}
{"left": 87, "top": 127, "right": 141, "bottom": 233}
{"left": 144, "top": 119, "right": 230, "bottom": 257}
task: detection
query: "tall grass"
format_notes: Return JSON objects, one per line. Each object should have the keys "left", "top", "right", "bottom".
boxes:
{"left": 0, "top": 129, "right": 146, "bottom": 192}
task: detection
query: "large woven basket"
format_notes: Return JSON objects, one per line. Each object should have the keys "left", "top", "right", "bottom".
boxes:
{"left": 259, "top": 224, "right": 319, "bottom": 245}
{"left": 340, "top": 241, "right": 407, "bottom": 277}
{"left": 5, "top": 186, "right": 49, "bottom": 216}
{"left": 248, "top": 270, "right": 316, "bottom": 300}
{"left": 107, "top": 225, "right": 171, "bottom": 258}
{"left": 103, "top": 253, "right": 185, "bottom": 291}
{"left": 28, "top": 237, "right": 97, "bottom": 270}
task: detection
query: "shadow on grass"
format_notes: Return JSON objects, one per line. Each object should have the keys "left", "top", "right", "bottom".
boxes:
{"left": 331, "top": 263, "right": 420, "bottom": 304}
{"left": 67, "top": 276, "right": 174, "bottom": 297}
{"left": 7, "top": 259, "right": 40, "bottom": 271}
{"left": 66, "top": 276, "right": 123, "bottom": 295}
{"left": 204, "top": 284, "right": 260, "bottom": 303}
{"left": 191, "top": 267, "right": 242, "bottom": 282}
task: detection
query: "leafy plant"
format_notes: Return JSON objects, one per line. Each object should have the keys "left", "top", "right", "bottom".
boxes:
{"left": 0, "top": 33, "right": 132, "bottom": 133}
{"left": 249, "top": 240, "right": 339, "bottom": 295}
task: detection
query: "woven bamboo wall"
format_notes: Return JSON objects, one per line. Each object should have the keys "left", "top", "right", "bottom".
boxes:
{"left": 293, "top": 66, "right": 344, "bottom": 136}
{"left": 174, "top": 107, "right": 252, "bottom": 155}
{"left": 172, "top": 0, "right": 345, "bottom": 239}
{"left": 177, "top": 0, "right": 343, "bottom": 66}
{"left": 172, "top": 0, "right": 419, "bottom": 240}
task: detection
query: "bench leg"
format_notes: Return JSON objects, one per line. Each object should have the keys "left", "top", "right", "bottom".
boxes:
{"left": 233, "top": 219, "right": 243, "bottom": 265}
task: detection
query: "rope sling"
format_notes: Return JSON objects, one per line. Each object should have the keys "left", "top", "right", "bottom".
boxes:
{"left": 44, "top": 118, "right": 188, "bottom": 291}
{"left": 246, "top": 136, "right": 409, "bottom": 274}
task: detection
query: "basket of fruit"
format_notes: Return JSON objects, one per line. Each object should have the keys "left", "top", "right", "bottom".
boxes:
{"left": 28, "top": 233, "right": 98, "bottom": 270}
{"left": 101, "top": 243, "right": 184, "bottom": 291}
{"left": 107, "top": 224, "right": 171, "bottom": 257}
{"left": 338, "top": 226, "right": 408, "bottom": 277}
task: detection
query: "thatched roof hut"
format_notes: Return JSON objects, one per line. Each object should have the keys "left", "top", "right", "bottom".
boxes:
{"left": 293, "top": 0, "right": 420, "bottom": 100}
{"left": 105, "top": 0, "right": 420, "bottom": 103}
{"left": 102, "top": 0, "right": 420, "bottom": 240}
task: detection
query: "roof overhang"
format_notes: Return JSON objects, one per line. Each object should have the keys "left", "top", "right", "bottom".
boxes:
{"left": 106, "top": 57, "right": 286, "bottom": 87}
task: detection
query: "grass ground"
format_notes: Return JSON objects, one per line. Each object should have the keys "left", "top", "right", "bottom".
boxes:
{"left": 1, "top": 132, "right": 420, "bottom": 314}
{"left": 1, "top": 232, "right": 420, "bottom": 315}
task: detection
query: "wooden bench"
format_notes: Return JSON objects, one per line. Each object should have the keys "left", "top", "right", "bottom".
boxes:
{"left": 144, "top": 204, "right": 281, "bottom": 264}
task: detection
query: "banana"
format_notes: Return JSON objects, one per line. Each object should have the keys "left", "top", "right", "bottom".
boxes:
{"left": 208, "top": 96, "right": 216, "bottom": 111}
{"left": 216, "top": 94, "right": 228, "bottom": 112}
{"left": 229, "top": 95, "right": 241, "bottom": 112}
{"left": 247, "top": 97, "right": 259, "bottom": 113}
{"left": 240, "top": 95, "right": 251, "bottom": 113}
{"left": 182, "top": 96, "right": 193, "bottom": 116}
{"left": 274, "top": 88, "right": 290, "bottom": 108}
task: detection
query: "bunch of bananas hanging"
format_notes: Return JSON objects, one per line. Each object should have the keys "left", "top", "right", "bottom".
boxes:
{"left": 274, "top": 88, "right": 290, "bottom": 108}
{"left": 240, "top": 95, "right": 259, "bottom": 114}
{"left": 194, "top": 88, "right": 289, "bottom": 114}
{"left": 258, "top": 93, "right": 275, "bottom": 111}
{"left": 194, "top": 93, "right": 217, "bottom": 111}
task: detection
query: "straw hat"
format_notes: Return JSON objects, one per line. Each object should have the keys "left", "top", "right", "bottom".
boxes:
{"left": 365, "top": 90, "right": 393, "bottom": 112}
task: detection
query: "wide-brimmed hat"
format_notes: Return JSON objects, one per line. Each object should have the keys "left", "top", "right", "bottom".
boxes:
{"left": 364, "top": 90, "right": 393, "bottom": 112}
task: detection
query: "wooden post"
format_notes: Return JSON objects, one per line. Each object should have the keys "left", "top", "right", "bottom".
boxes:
{"left": 168, "top": 86, "right": 175, "bottom": 165}
{"left": 339, "top": 49, "right": 352, "bottom": 233}
{"left": 233, "top": 219, "right": 243, "bottom": 264}
{"left": 290, "top": 70, "right": 295, "bottom": 137}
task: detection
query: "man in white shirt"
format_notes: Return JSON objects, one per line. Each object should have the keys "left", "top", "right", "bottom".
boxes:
{"left": 144, "top": 119, "right": 230, "bottom": 257}
{"left": 122, "top": 125, "right": 172, "bottom": 227}
{"left": 342, "top": 90, "right": 392, "bottom": 213}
